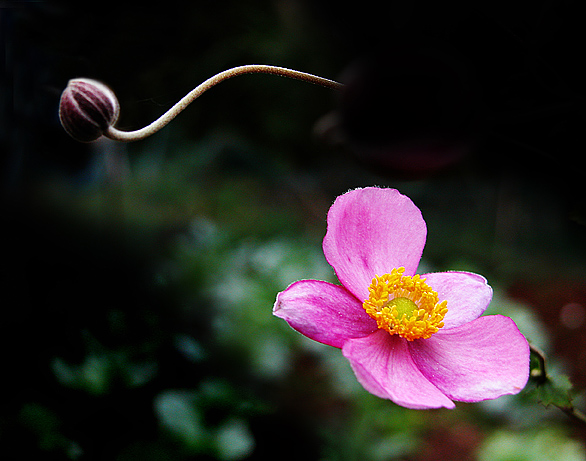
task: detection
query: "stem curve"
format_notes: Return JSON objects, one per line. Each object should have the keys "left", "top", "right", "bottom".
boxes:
{"left": 105, "top": 64, "right": 343, "bottom": 142}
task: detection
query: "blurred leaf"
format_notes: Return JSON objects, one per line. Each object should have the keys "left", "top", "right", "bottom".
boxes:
{"left": 215, "top": 418, "right": 255, "bottom": 460}
{"left": 52, "top": 355, "right": 111, "bottom": 395}
{"left": 477, "top": 427, "right": 586, "bottom": 461}
{"left": 153, "top": 390, "right": 209, "bottom": 452}
{"left": 528, "top": 374, "right": 575, "bottom": 410}
{"left": 18, "top": 403, "right": 82, "bottom": 458}
{"left": 525, "top": 346, "right": 575, "bottom": 410}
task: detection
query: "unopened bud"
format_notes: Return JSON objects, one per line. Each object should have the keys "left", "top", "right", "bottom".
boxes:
{"left": 59, "top": 78, "right": 120, "bottom": 142}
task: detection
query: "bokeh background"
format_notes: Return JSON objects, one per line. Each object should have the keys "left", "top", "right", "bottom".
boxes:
{"left": 3, "top": 1, "right": 586, "bottom": 459}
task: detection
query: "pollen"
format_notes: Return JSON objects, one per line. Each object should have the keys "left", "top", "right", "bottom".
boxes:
{"left": 363, "top": 267, "right": 448, "bottom": 341}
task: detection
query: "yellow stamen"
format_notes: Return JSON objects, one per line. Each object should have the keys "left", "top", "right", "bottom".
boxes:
{"left": 363, "top": 267, "right": 448, "bottom": 341}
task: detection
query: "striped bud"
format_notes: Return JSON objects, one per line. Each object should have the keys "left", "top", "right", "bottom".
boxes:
{"left": 59, "top": 78, "right": 120, "bottom": 142}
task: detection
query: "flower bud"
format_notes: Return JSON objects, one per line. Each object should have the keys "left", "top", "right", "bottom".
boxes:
{"left": 59, "top": 78, "right": 120, "bottom": 142}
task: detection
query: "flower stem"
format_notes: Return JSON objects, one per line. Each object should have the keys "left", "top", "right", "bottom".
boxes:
{"left": 105, "top": 64, "right": 343, "bottom": 142}
{"left": 561, "top": 406, "right": 586, "bottom": 426}
{"left": 529, "top": 344, "right": 586, "bottom": 426}
{"left": 529, "top": 343, "right": 548, "bottom": 384}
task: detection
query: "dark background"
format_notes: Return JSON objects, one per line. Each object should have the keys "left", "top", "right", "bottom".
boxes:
{"left": 2, "top": 1, "right": 586, "bottom": 459}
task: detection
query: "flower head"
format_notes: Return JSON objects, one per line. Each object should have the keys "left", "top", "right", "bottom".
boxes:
{"left": 273, "top": 187, "right": 529, "bottom": 409}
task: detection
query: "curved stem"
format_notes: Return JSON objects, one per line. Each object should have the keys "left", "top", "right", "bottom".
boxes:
{"left": 529, "top": 343, "right": 548, "bottom": 384}
{"left": 105, "top": 64, "right": 343, "bottom": 142}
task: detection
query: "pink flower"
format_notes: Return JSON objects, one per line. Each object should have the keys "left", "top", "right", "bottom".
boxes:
{"left": 273, "top": 187, "right": 530, "bottom": 409}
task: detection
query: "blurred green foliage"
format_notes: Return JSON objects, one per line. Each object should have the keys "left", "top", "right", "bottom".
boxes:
{"left": 4, "top": 136, "right": 582, "bottom": 460}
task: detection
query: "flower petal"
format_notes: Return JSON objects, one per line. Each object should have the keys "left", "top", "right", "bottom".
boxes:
{"left": 342, "top": 330, "right": 455, "bottom": 409}
{"left": 420, "top": 271, "right": 493, "bottom": 329}
{"left": 273, "top": 280, "right": 377, "bottom": 348}
{"left": 409, "top": 315, "right": 530, "bottom": 402}
{"left": 323, "top": 187, "right": 427, "bottom": 301}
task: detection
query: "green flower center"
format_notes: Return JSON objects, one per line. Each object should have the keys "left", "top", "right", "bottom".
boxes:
{"left": 363, "top": 267, "right": 449, "bottom": 341}
{"left": 388, "top": 296, "right": 419, "bottom": 319}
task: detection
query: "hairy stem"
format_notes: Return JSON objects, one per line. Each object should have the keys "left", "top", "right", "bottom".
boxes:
{"left": 105, "top": 64, "right": 343, "bottom": 142}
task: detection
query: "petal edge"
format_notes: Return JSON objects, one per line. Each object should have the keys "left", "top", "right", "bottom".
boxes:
{"left": 410, "top": 315, "right": 530, "bottom": 402}
{"left": 342, "top": 330, "right": 455, "bottom": 409}
{"left": 274, "top": 279, "right": 376, "bottom": 348}
{"left": 420, "top": 271, "right": 493, "bottom": 329}
{"left": 323, "top": 187, "right": 427, "bottom": 301}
